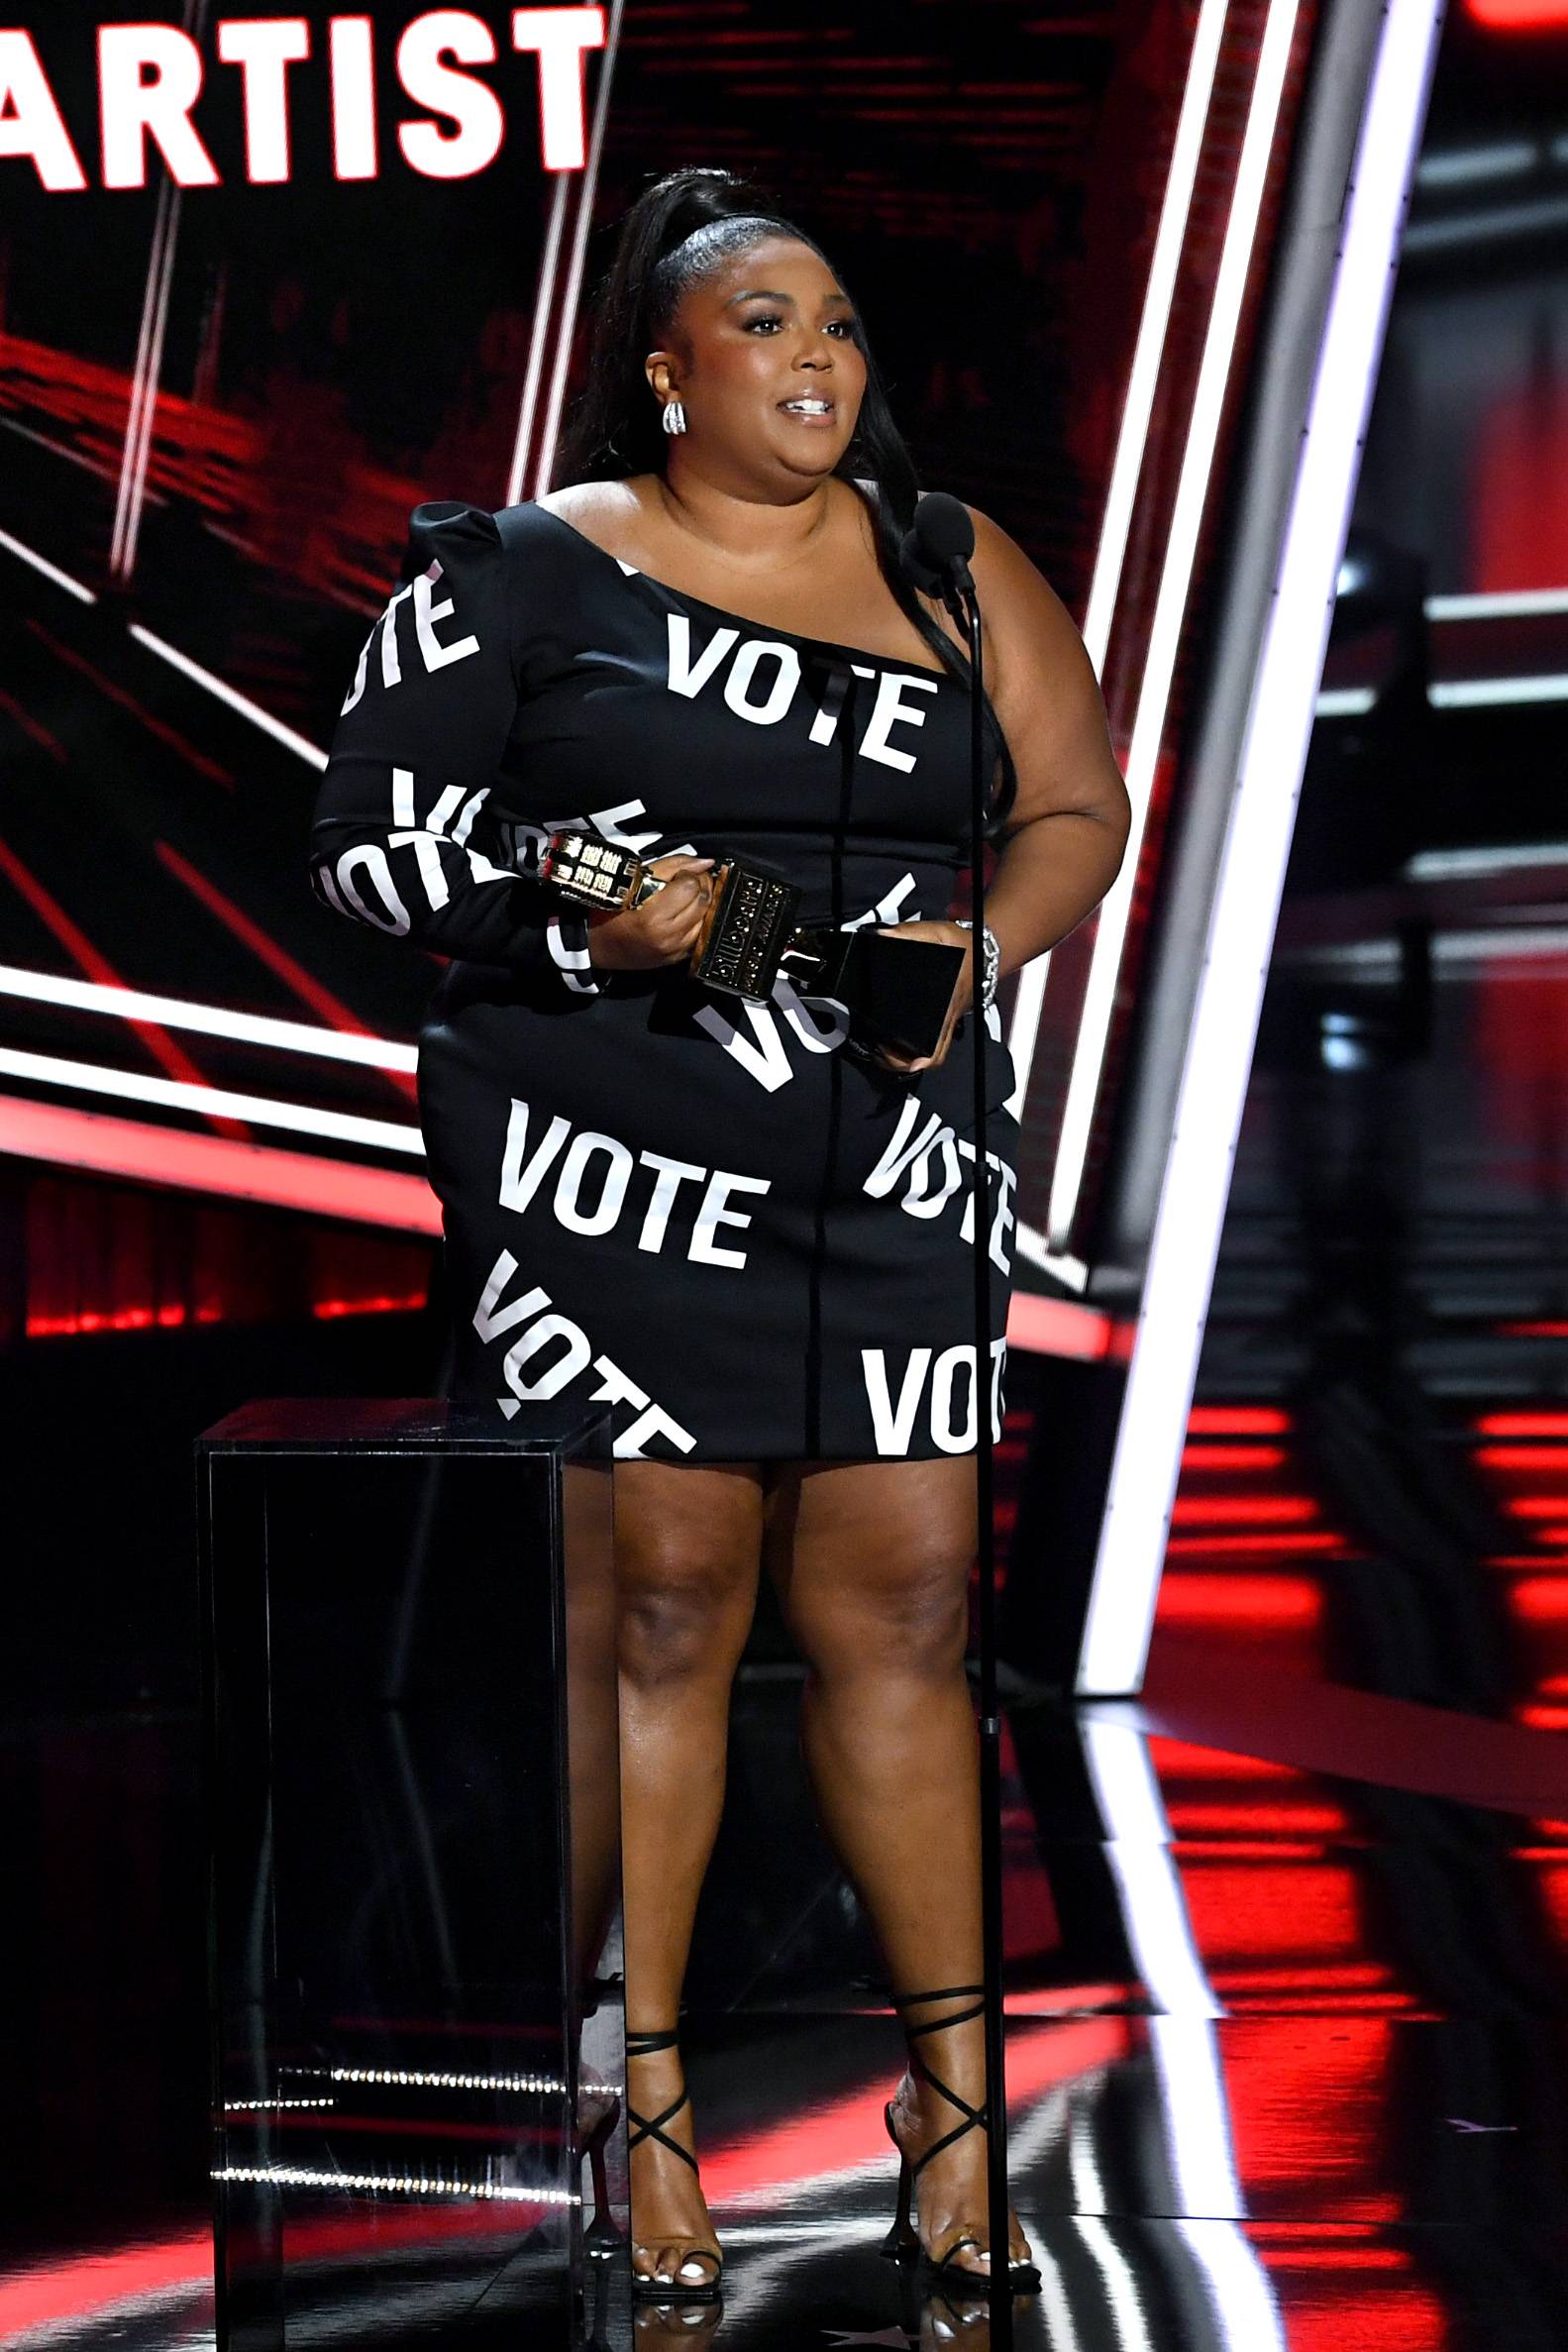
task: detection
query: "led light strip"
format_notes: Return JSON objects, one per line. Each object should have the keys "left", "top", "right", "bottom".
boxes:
{"left": 128, "top": 624, "right": 329, "bottom": 768}
{"left": 211, "top": 2165, "right": 576, "bottom": 2204}
{"left": 225, "top": 2096, "right": 336, "bottom": 2111}
{"left": 1077, "top": 0, "right": 1447, "bottom": 1696}
{"left": 506, "top": 169, "right": 572, "bottom": 508}
{"left": 1004, "top": 0, "right": 1234, "bottom": 1132}
{"left": 0, "top": 962, "right": 416, "bottom": 1071}
{"left": 1043, "top": 0, "right": 1307, "bottom": 1260}
{"left": 0, "top": 527, "right": 96, "bottom": 605}
{"left": 1426, "top": 586, "right": 1568, "bottom": 619}
{"left": 1431, "top": 672, "right": 1568, "bottom": 705}
{"left": 0, "top": 1044, "right": 425, "bottom": 1155}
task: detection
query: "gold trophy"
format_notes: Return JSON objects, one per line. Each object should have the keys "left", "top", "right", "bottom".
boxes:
{"left": 540, "top": 828, "right": 965, "bottom": 1063}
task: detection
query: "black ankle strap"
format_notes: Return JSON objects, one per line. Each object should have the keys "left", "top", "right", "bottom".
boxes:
{"left": 625, "top": 2027, "right": 680, "bottom": 2058}
{"left": 623, "top": 2029, "right": 699, "bottom": 2176}
{"left": 892, "top": 1985, "right": 988, "bottom": 2041}
{"left": 891, "top": 1984, "right": 991, "bottom": 2176}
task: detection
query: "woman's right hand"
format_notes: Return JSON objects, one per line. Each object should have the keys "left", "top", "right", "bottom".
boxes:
{"left": 585, "top": 854, "right": 715, "bottom": 972}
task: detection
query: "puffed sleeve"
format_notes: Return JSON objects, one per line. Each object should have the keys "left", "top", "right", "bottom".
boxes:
{"left": 307, "top": 500, "right": 601, "bottom": 992}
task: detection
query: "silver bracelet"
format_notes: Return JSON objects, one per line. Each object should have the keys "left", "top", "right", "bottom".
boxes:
{"left": 954, "top": 919, "right": 999, "bottom": 1010}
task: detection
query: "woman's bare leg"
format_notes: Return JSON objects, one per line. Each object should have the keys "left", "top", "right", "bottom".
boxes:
{"left": 764, "top": 1455, "right": 1030, "bottom": 2276}
{"left": 615, "top": 1458, "right": 764, "bottom": 2287}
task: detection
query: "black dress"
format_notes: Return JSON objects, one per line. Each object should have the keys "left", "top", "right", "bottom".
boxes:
{"left": 310, "top": 494, "right": 1019, "bottom": 1461}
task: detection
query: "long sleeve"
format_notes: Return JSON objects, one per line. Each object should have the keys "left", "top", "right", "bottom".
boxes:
{"left": 308, "top": 500, "right": 600, "bottom": 992}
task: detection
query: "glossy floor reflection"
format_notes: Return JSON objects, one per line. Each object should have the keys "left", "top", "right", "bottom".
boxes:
{"left": 8, "top": 1636, "right": 1568, "bottom": 2350}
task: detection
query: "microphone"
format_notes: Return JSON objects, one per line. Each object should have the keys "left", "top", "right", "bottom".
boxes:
{"left": 899, "top": 490, "right": 976, "bottom": 616}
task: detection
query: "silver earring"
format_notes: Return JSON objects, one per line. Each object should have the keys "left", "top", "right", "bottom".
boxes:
{"left": 662, "top": 398, "right": 687, "bottom": 437}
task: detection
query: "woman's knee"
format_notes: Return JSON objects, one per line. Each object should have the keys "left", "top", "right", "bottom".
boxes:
{"left": 614, "top": 1462, "right": 762, "bottom": 1689}
{"left": 617, "top": 1540, "right": 758, "bottom": 1688}
{"left": 787, "top": 1540, "right": 972, "bottom": 1684}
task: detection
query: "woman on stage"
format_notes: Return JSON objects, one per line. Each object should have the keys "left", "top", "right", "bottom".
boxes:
{"left": 310, "top": 165, "right": 1128, "bottom": 2300}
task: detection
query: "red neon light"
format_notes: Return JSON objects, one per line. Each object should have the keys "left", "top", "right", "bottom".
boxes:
{"left": 26, "top": 620, "right": 233, "bottom": 785}
{"left": 1004, "top": 1289, "right": 1116, "bottom": 1358}
{"left": 314, "top": 1291, "right": 428, "bottom": 1319}
{"left": 1157, "top": 1572, "right": 1324, "bottom": 1624}
{"left": 1477, "top": 1412, "right": 1568, "bottom": 1437}
{"left": 0, "top": 837, "right": 242, "bottom": 1137}
{"left": 0, "top": 1094, "right": 441, "bottom": 1230}
{"left": 153, "top": 841, "right": 418, "bottom": 1103}
{"left": 1187, "top": 1404, "right": 1291, "bottom": 1435}
{"left": 0, "top": 684, "right": 66, "bottom": 761}
{"left": 1164, "top": 1531, "right": 1341, "bottom": 1556}
{"left": 1477, "top": 1445, "right": 1568, "bottom": 1469}
{"left": 1169, "top": 1493, "right": 1318, "bottom": 1527}
{"left": 1508, "top": 1577, "right": 1568, "bottom": 1622}
{"left": 0, "top": 2230, "right": 211, "bottom": 2341}
{"left": 1181, "top": 1443, "right": 1288, "bottom": 1470}
{"left": 1465, "top": 0, "right": 1568, "bottom": 25}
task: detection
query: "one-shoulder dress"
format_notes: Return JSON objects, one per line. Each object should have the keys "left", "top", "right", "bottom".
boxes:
{"left": 309, "top": 495, "right": 1019, "bottom": 1461}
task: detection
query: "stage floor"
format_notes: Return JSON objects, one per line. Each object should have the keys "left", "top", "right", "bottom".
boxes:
{"left": 6, "top": 1642, "right": 1566, "bottom": 2351}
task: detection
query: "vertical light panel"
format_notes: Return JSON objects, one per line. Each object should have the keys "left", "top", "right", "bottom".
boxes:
{"left": 1006, "top": 0, "right": 1234, "bottom": 1142}
{"left": 1041, "top": 0, "right": 1306, "bottom": 1258}
{"left": 1076, "top": 0, "right": 1448, "bottom": 1697}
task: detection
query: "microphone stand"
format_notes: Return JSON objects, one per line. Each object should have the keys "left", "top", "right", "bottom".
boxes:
{"left": 934, "top": 554, "right": 1012, "bottom": 2342}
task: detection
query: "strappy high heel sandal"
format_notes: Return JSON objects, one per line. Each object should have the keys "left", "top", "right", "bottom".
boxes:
{"left": 624, "top": 2027, "right": 724, "bottom": 2303}
{"left": 881, "top": 1982, "right": 1042, "bottom": 2294}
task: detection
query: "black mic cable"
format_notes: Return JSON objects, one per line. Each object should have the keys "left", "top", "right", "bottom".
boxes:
{"left": 899, "top": 492, "right": 1012, "bottom": 2338}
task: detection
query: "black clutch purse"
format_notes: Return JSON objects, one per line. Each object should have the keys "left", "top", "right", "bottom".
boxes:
{"left": 539, "top": 829, "right": 966, "bottom": 1065}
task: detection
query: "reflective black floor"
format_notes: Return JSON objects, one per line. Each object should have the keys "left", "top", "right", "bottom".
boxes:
{"left": 8, "top": 1626, "right": 1568, "bottom": 2350}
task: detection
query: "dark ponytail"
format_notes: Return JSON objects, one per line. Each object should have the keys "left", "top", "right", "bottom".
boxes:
{"left": 555, "top": 166, "right": 1015, "bottom": 829}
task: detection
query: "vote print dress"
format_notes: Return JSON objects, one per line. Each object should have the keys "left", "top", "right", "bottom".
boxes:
{"left": 310, "top": 495, "right": 1019, "bottom": 1461}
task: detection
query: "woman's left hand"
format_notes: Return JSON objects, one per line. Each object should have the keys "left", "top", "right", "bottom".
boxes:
{"left": 872, "top": 917, "right": 974, "bottom": 1073}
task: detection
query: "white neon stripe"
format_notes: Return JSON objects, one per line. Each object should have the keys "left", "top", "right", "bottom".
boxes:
{"left": 1174, "top": 2216, "right": 1290, "bottom": 2349}
{"left": 128, "top": 626, "right": 329, "bottom": 769}
{"left": 0, "top": 963, "right": 417, "bottom": 1072}
{"left": 1010, "top": 1226, "right": 1091, "bottom": 1290}
{"left": 1085, "top": 1717, "right": 1287, "bottom": 2346}
{"left": 1314, "top": 685, "right": 1377, "bottom": 715}
{"left": 1414, "top": 138, "right": 1536, "bottom": 186}
{"left": 1082, "top": 1715, "right": 1223, "bottom": 2019}
{"left": 1077, "top": 2215, "right": 1153, "bottom": 2348}
{"left": 506, "top": 168, "right": 571, "bottom": 508}
{"left": 1077, "top": 0, "right": 1445, "bottom": 1697}
{"left": 0, "top": 528, "right": 96, "bottom": 604}
{"left": 1405, "top": 838, "right": 1568, "bottom": 879}
{"left": 1426, "top": 586, "right": 1568, "bottom": 619}
{"left": 531, "top": 0, "right": 624, "bottom": 497}
{"left": 0, "top": 1046, "right": 425, "bottom": 1155}
{"left": 1403, "top": 192, "right": 1568, "bottom": 252}
{"left": 1046, "top": 0, "right": 1306, "bottom": 1255}
{"left": 1431, "top": 671, "right": 1568, "bottom": 705}
{"left": 1005, "top": 0, "right": 1234, "bottom": 1119}
{"left": 0, "top": 418, "right": 154, "bottom": 494}
{"left": 1297, "top": 924, "right": 1568, "bottom": 969}
{"left": 113, "top": 138, "right": 188, "bottom": 584}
